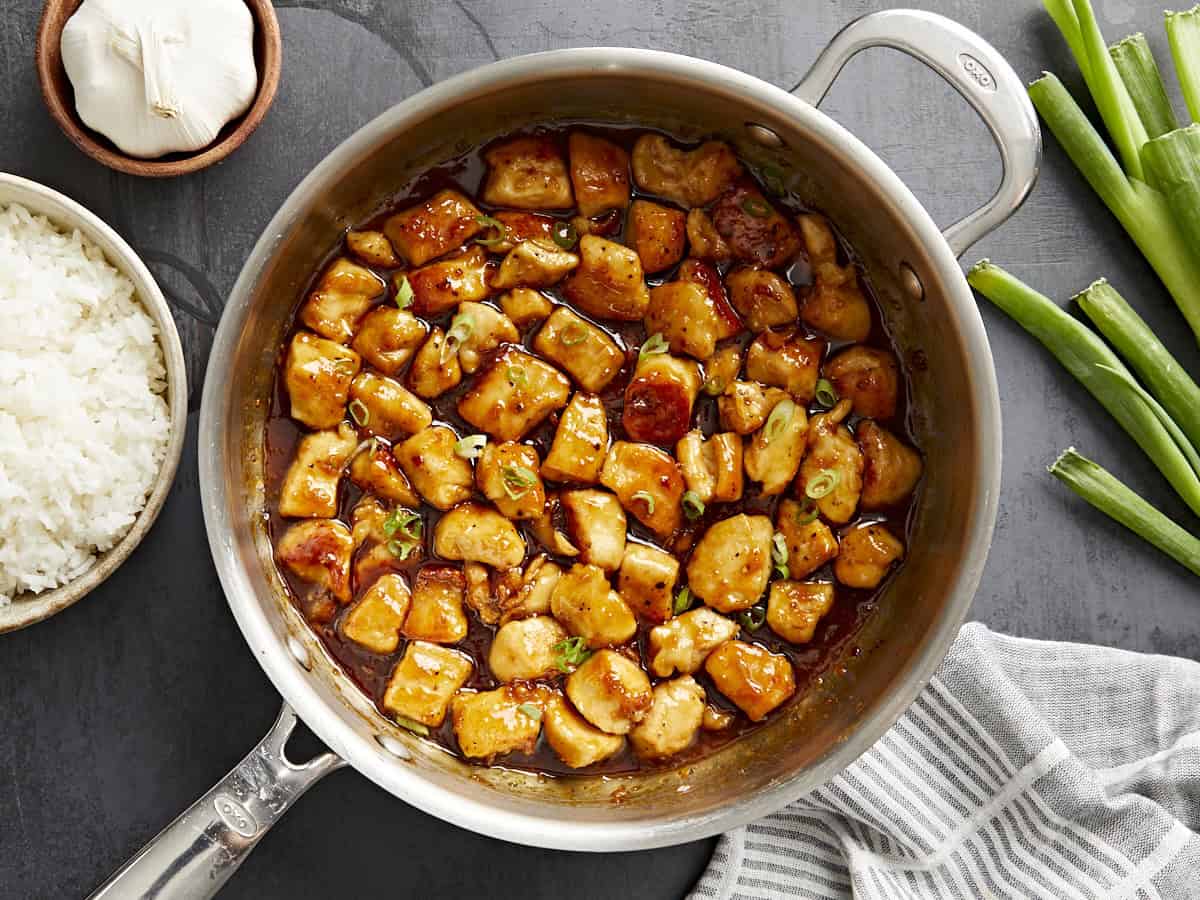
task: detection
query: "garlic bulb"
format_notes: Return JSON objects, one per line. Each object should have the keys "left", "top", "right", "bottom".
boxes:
{"left": 60, "top": 0, "right": 259, "bottom": 159}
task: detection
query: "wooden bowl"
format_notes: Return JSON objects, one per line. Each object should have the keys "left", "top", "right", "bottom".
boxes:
{"left": 35, "top": 0, "right": 281, "bottom": 178}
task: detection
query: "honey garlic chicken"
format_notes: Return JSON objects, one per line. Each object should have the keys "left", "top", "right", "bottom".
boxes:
{"left": 268, "top": 125, "right": 922, "bottom": 775}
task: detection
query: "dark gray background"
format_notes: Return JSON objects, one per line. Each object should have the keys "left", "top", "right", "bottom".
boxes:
{"left": 2, "top": 0, "right": 1196, "bottom": 897}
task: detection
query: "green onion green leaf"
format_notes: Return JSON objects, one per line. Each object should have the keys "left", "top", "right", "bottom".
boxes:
{"left": 681, "top": 491, "right": 705, "bottom": 520}
{"left": 552, "top": 220, "right": 579, "bottom": 249}
{"left": 639, "top": 332, "right": 669, "bottom": 361}
{"left": 738, "top": 605, "right": 767, "bottom": 631}
{"left": 805, "top": 468, "right": 840, "bottom": 500}
{"left": 392, "top": 715, "right": 430, "bottom": 736}
{"left": 474, "top": 215, "right": 508, "bottom": 249}
{"left": 454, "top": 434, "right": 488, "bottom": 460}
{"left": 501, "top": 464, "right": 538, "bottom": 499}
{"left": 631, "top": 490, "right": 655, "bottom": 515}
{"left": 740, "top": 196, "right": 772, "bottom": 218}
{"left": 673, "top": 586, "right": 692, "bottom": 615}
{"left": 771, "top": 532, "right": 790, "bottom": 579}
{"left": 506, "top": 365, "right": 528, "bottom": 387}
{"left": 395, "top": 275, "right": 415, "bottom": 309}
{"left": 348, "top": 398, "right": 370, "bottom": 427}
{"left": 552, "top": 636, "right": 593, "bottom": 672}
{"left": 763, "top": 399, "right": 795, "bottom": 442}
{"left": 814, "top": 378, "right": 838, "bottom": 408}
{"left": 559, "top": 322, "right": 588, "bottom": 346}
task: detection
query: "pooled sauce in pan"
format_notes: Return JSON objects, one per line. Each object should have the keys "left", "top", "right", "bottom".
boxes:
{"left": 265, "top": 124, "right": 920, "bottom": 776}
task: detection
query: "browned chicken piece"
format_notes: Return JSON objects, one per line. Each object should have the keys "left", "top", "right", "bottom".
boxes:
{"left": 433, "top": 502, "right": 527, "bottom": 569}
{"left": 452, "top": 683, "right": 555, "bottom": 761}
{"left": 541, "top": 392, "right": 609, "bottom": 484}
{"left": 644, "top": 282, "right": 719, "bottom": 361}
{"left": 702, "top": 704, "right": 736, "bottom": 731}
{"left": 348, "top": 494, "right": 391, "bottom": 548}
{"left": 700, "top": 344, "right": 744, "bottom": 397}
{"left": 686, "top": 514, "right": 773, "bottom": 612}
{"left": 351, "top": 306, "right": 427, "bottom": 376}
{"left": 382, "top": 641, "right": 473, "bottom": 727}
{"left": 498, "top": 288, "right": 554, "bottom": 329}
{"left": 561, "top": 235, "right": 651, "bottom": 321}
{"left": 775, "top": 498, "right": 838, "bottom": 578}
{"left": 718, "top": 381, "right": 790, "bottom": 435}
{"left": 767, "top": 581, "right": 834, "bottom": 644}
{"left": 627, "top": 199, "right": 686, "bottom": 274}
{"left": 407, "top": 246, "right": 492, "bottom": 317}
{"left": 858, "top": 420, "right": 923, "bottom": 509}
{"left": 482, "top": 136, "right": 574, "bottom": 209}
{"left": 676, "top": 430, "right": 743, "bottom": 504}
{"left": 489, "top": 211, "right": 556, "bottom": 253}
{"left": 623, "top": 353, "right": 701, "bottom": 447}
{"left": 647, "top": 607, "right": 738, "bottom": 677}
{"left": 569, "top": 132, "right": 632, "bottom": 217}
{"left": 457, "top": 348, "right": 570, "bottom": 441}
{"left": 565, "top": 649, "right": 653, "bottom": 734}
{"left": 823, "top": 346, "right": 899, "bottom": 419}
{"left": 711, "top": 185, "right": 802, "bottom": 269}
{"left": 463, "top": 561, "right": 498, "bottom": 625}
{"left": 403, "top": 564, "right": 469, "bottom": 643}
{"left": 341, "top": 574, "right": 412, "bottom": 654}
{"left": 676, "top": 258, "right": 742, "bottom": 339}
{"left": 489, "top": 616, "right": 570, "bottom": 682}
{"left": 617, "top": 543, "right": 679, "bottom": 623}
{"left": 630, "top": 675, "right": 706, "bottom": 759}
{"left": 476, "top": 441, "right": 546, "bottom": 520}
{"left": 345, "top": 229, "right": 399, "bottom": 268}
{"left": 406, "top": 327, "right": 462, "bottom": 400}
{"left": 543, "top": 691, "right": 626, "bottom": 768}
{"left": 561, "top": 489, "right": 626, "bottom": 572}
{"left": 348, "top": 440, "right": 421, "bottom": 507}
{"left": 744, "top": 395, "right": 809, "bottom": 496}
{"left": 496, "top": 555, "right": 563, "bottom": 624}
{"left": 528, "top": 493, "right": 580, "bottom": 558}
{"left": 383, "top": 188, "right": 484, "bottom": 267}
{"left": 393, "top": 426, "right": 474, "bottom": 510}
{"left": 279, "top": 422, "right": 358, "bottom": 518}
{"left": 599, "top": 441, "right": 686, "bottom": 538}
{"left": 835, "top": 523, "right": 904, "bottom": 589}
{"left": 532, "top": 307, "right": 624, "bottom": 392}
{"left": 348, "top": 371, "right": 433, "bottom": 440}
{"left": 298, "top": 258, "right": 384, "bottom": 344}
{"left": 796, "top": 399, "right": 863, "bottom": 524}
{"left": 454, "top": 301, "right": 520, "bottom": 374}
{"left": 705, "top": 640, "right": 796, "bottom": 721}
{"left": 725, "top": 268, "right": 800, "bottom": 332}
{"left": 277, "top": 518, "right": 354, "bottom": 604}
{"left": 492, "top": 240, "right": 579, "bottom": 291}
{"left": 348, "top": 497, "right": 416, "bottom": 590}
{"left": 685, "top": 209, "right": 732, "bottom": 262}
{"left": 798, "top": 214, "right": 871, "bottom": 342}
{"left": 630, "top": 135, "right": 742, "bottom": 207}
{"left": 285, "top": 331, "right": 361, "bottom": 430}
{"left": 550, "top": 562, "right": 637, "bottom": 648}
{"left": 746, "top": 328, "right": 824, "bottom": 402}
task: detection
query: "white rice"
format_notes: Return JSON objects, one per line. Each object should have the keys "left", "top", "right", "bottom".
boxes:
{"left": 0, "top": 202, "right": 170, "bottom": 603}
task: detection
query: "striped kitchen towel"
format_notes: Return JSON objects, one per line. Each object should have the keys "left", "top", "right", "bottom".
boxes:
{"left": 690, "top": 622, "right": 1200, "bottom": 899}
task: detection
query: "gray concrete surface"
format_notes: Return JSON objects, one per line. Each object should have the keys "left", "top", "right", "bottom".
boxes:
{"left": 1, "top": 0, "right": 1196, "bottom": 896}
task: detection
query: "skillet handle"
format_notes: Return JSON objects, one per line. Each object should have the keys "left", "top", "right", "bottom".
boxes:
{"left": 791, "top": 8, "right": 1040, "bottom": 257}
{"left": 88, "top": 703, "right": 345, "bottom": 900}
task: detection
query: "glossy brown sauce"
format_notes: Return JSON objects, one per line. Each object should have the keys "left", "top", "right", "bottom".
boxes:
{"left": 265, "top": 124, "right": 918, "bottom": 776}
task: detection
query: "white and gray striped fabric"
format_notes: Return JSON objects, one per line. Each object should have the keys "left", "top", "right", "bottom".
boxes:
{"left": 690, "top": 622, "right": 1200, "bottom": 899}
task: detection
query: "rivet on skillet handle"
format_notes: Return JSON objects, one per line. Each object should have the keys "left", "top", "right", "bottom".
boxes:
{"left": 790, "top": 8, "right": 1042, "bottom": 258}
{"left": 87, "top": 703, "right": 345, "bottom": 900}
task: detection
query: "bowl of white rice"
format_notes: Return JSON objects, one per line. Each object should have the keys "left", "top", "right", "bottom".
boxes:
{"left": 0, "top": 173, "right": 186, "bottom": 632}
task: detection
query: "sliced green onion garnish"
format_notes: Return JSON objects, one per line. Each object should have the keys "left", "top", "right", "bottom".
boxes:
{"left": 559, "top": 323, "right": 588, "bottom": 346}
{"left": 552, "top": 220, "right": 579, "bottom": 249}
{"left": 552, "top": 636, "right": 592, "bottom": 672}
{"left": 771, "top": 532, "right": 790, "bottom": 579}
{"left": 631, "top": 490, "right": 655, "bottom": 514}
{"left": 501, "top": 464, "right": 538, "bottom": 499}
{"left": 805, "top": 468, "right": 840, "bottom": 499}
{"left": 763, "top": 399, "right": 795, "bottom": 442}
{"left": 681, "top": 491, "right": 705, "bottom": 520}
{"left": 517, "top": 702, "right": 543, "bottom": 721}
{"left": 793, "top": 499, "right": 819, "bottom": 525}
{"left": 639, "top": 332, "right": 669, "bottom": 361}
{"left": 383, "top": 508, "right": 422, "bottom": 540}
{"left": 393, "top": 715, "right": 430, "bottom": 736}
{"left": 454, "top": 434, "right": 488, "bottom": 460}
{"left": 348, "top": 398, "right": 370, "bottom": 426}
{"left": 474, "top": 215, "right": 508, "bottom": 248}
{"left": 740, "top": 196, "right": 771, "bottom": 218}
{"left": 395, "top": 275, "right": 414, "bottom": 309}
{"left": 673, "top": 586, "right": 692, "bottom": 615}
{"left": 702, "top": 376, "right": 726, "bottom": 397}
{"left": 760, "top": 164, "right": 786, "bottom": 196}
{"left": 738, "top": 605, "right": 767, "bottom": 631}
{"left": 440, "top": 313, "right": 475, "bottom": 364}
{"left": 387, "top": 538, "right": 418, "bottom": 560}
{"left": 506, "top": 365, "right": 528, "bottom": 387}
{"left": 814, "top": 378, "right": 838, "bottom": 408}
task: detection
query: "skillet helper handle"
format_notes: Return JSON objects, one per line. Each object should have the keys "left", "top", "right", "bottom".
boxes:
{"left": 88, "top": 703, "right": 344, "bottom": 900}
{"left": 790, "top": 8, "right": 1040, "bottom": 257}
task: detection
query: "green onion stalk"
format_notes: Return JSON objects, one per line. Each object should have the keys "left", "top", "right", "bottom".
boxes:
{"left": 967, "top": 261, "right": 1200, "bottom": 517}
{"left": 1109, "top": 33, "right": 1179, "bottom": 140}
{"left": 1050, "top": 448, "right": 1200, "bottom": 576}
{"left": 1166, "top": 5, "right": 1200, "bottom": 123}
{"left": 1142, "top": 125, "right": 1200, "bottom": 262}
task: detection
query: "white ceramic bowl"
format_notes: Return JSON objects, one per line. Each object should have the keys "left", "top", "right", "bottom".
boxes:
{"left": 0, "top": 173, "right": 187, "bottom": 633}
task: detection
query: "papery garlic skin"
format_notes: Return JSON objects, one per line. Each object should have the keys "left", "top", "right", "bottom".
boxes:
{"left": 61, "top": 0, "right": 259, "bottom": 159}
